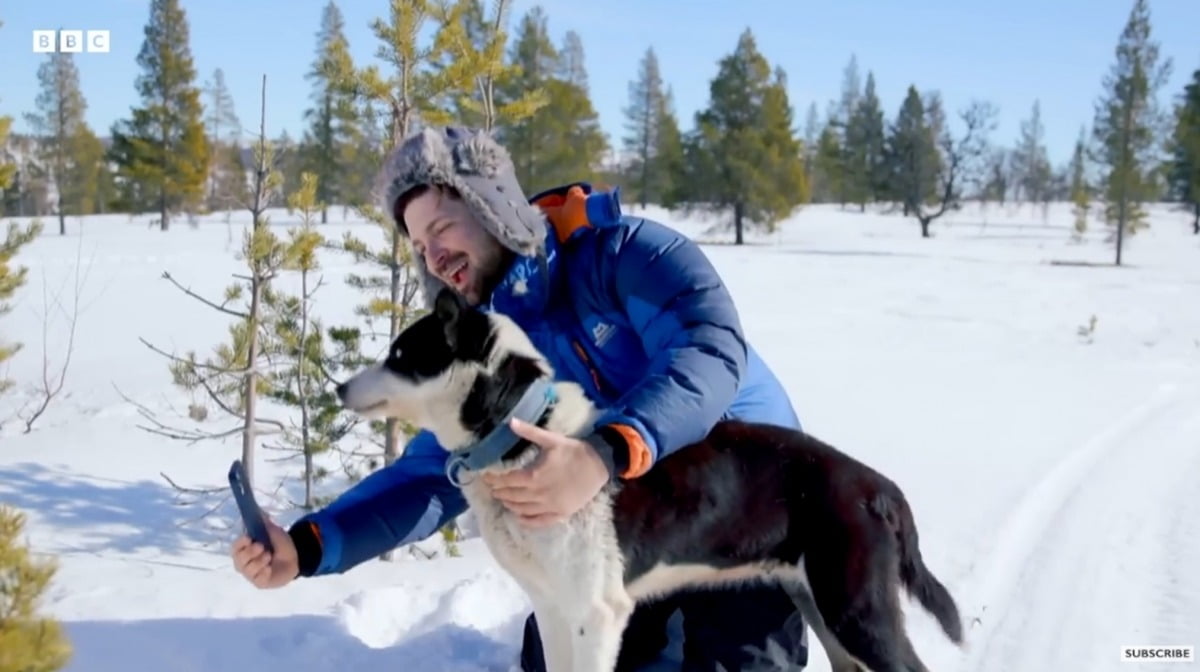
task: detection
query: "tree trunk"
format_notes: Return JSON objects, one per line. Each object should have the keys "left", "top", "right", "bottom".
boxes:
{"left": 242, "top": 274, "right": 262, "bottom": 487}
{"left": 300, "top": 268, "right": 313, "bottom": 509}
{"left": 1192, "top": 202, "right": 1198, "bottom": 235}
{"left": 734, "top": 202, "right": 744, "bottom": 245}
{"left": 920, "top": 216, "right": 932, "bottom": 238}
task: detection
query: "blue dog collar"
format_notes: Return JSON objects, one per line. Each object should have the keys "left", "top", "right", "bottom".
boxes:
{"left": 445, "top": 377, "right": 557, "bottom": 487}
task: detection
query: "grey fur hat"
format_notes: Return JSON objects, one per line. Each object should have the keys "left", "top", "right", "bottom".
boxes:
{"left": 375, "top": 126, "right": 548, "bottom": 305}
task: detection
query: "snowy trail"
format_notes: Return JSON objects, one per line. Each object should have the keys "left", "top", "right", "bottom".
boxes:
{"left": 954, "top": 381, "right": 1200, "bottom": 671}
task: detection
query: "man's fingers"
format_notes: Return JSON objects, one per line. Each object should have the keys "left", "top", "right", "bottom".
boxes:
{"left": 232, "top": 542, "right": 260, "bottom": 570}
{"left": 509, "top": 417, "right": 558, "bottom": 445}
{"left": 491, "top": 485, "right": 541, "bottom": 505}
{"left": 485, "top": 467, "right": 535, "bottom": 489}
{"left": 231, "top": 536, "right": 252, "bottom": 554}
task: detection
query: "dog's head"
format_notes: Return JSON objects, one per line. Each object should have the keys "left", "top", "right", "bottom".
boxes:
{"left": 335, "top": 288, "right": 553, "bottom": 450}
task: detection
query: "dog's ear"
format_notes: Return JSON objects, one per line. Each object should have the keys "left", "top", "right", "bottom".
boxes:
{"left": 433, "top": 288, "right": 468, "bottom": 348}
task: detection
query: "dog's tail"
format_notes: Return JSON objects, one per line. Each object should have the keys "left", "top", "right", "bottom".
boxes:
{"left": 874, "top": 491, "right": 964, "bottom": 645}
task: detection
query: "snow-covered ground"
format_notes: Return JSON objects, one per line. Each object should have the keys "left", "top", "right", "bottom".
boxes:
{"left": 2, "top": 200, "right": 1198, "bottom": 672}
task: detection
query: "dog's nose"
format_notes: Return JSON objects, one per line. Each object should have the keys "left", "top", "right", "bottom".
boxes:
{"left": 335, "top": 382, "right": 348, "bottom": 400}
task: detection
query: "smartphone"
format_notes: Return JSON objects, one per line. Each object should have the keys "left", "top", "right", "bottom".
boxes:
{"left": 228, "top": 459, "right": 273, "bottom": 553}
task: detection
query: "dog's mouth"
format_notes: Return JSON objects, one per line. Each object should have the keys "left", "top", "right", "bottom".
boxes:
{"left": 346, "top": 399, "right": 388, "bottom": 416}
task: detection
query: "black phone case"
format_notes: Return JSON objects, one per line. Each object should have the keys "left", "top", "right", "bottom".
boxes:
{"left": 228, "top": 460, "right": 273, "bottom": 553}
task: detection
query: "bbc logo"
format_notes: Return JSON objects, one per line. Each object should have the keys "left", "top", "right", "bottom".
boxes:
{"left": 32, "top": 30, "right": 110, "bottom": 53}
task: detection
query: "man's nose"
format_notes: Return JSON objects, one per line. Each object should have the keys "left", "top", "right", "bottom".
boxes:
{"left": 429, "top": 248, "right": 447, "bottom": 271}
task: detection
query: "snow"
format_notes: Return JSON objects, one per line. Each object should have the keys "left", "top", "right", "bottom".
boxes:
{"left": 2, "top": 201, "right": 1199, "bottom": 672}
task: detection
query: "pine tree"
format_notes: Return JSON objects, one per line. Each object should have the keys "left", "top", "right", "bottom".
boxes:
{"left": 682, "top": 29, "right": 806, "bottom": 243}
{"left": 886, "top": 87, "right": 938, "bottom": 219}
{"left": 887, "top": 86, "right": 996, "bottom": 237}
{"left": 1091, "top": 0, "right": 1173, "bottom": 265}
{"left": 0, "top": 38, "right": 46, "bottom": 399}
{"left": 557, "top": 30, "right": 587, "bottom": 89}
{"left": 498, "top": 7, "right": 607, "bottom": 192}
{"left": 623, "top": 46, "right": 667, "bottom": 207}
{"left": 108, "top": 0, "right": 209, "bottom": 229}
{"left": 24, "top": 45, "right": 93, "bottom": 235}
{"left": 203, "top": 68, "right": 240, "bottom": 144}
{"left": 812, "top": 116, "right": 844, "bottom": 205}
{"left": 1011, "top": 100, "right": 1053, "bottom": 207}
{"left": 302, "top": 1, "right": 362, "bottom": 221}
{"left": 0, "top": 505, "right": 72, "bottom": 672}
{"left": 835, "top": 54, "right": 861, "bottom": 206}
{"left": 433, "top": 0, "right": 546, "bottom": 132}
{"left": 64, "top": 128, "right": 106, "bottom": 217}
{"left": 757, "top": 67, "right": 810, "bottom": 215}
{"left": 653, "top": 87, "right": 686, "bottom": 209}
{"left": 1069, "top": 126, "right": 1092, "bottom": 240}
{"left": 844, "top": 71, "right": 886, "bottom": 210}
{"left": 982, "top": 149, "right": 1009, "bottom": 207}
{"left": 802, "top": 103, "right": 821, "bottom": 200}
{"left": 202, "top": 68, "right": 242, "bottom": 211}
{"left": 0, "top": 217, "right": 43, "bottom": 399}
{"left": 1168, "top": 66, "right": 1200, "bottom": 234}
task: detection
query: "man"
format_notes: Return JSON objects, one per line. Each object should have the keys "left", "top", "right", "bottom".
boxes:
{"left": 231, "top": 126, "right": 808, "bottom": 671}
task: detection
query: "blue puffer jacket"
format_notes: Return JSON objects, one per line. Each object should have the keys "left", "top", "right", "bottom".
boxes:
{"left": 294, "top": 183, "right": 801, "bottom": 576}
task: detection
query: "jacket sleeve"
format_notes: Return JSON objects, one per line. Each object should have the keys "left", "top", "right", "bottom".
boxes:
{"left": 588, "top": 217, "right": 748, "bottom": 479}
{"left": 287, "top": 429, "right": 468, "bottom": 577}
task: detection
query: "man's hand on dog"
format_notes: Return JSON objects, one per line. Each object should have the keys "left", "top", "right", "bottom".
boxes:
{"left": 483, "top": 418, "right": 610, "bottom": 528}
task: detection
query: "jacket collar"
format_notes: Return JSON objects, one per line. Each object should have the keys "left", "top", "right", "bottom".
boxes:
{"left": 484, "top": 182, "right": 622, "bottom": 321}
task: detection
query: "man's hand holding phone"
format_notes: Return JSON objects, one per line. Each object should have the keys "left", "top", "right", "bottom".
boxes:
{"left": 230, "top": 519, "right": 300, "bottom": 589}
{"left": 228, "top": 460, "right": 300, "bottom": 589}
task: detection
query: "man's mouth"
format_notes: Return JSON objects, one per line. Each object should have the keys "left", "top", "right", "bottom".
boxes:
{"left": 447, "top": 259, "right": 468, "bottom": 287}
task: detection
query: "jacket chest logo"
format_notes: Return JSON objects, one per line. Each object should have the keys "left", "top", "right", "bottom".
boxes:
{"left": 590, "top": 321, "right": 616, "bottom": 348}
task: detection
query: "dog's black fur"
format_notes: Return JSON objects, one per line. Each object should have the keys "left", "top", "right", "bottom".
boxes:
{"left": 345, "top": 289, "right": 964, "bottom": 672}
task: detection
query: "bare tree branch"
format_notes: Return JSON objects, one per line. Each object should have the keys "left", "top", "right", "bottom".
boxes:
{"left": 111, "top": 382, "right": 282, "bottom": 445}
{"left": 161, "top": 270, "right": 249, "bottom": 319}
{"left": 138, "top": 337, "right": 251, "bottom": 376}
{"left": 160, "top": 471, "right": 228, "bottom": 495}
{"left": 17, "top": 232, "right": 90, "bottom": 432}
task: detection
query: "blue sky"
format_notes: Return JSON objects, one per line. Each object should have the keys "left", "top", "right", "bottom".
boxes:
{"left": 2, "top": 0, "right": 1198, "bottom": 167}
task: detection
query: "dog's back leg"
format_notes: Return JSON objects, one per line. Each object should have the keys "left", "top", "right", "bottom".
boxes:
{"left": 782, "top": 572, "right": 869, "bottom": 672}
{"left": 803, "top": 539, "right": 932, "bottom": 672}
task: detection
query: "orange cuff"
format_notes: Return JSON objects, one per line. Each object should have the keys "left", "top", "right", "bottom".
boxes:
{"left": 607, "top": 423, "right": 653, "bottom": 479}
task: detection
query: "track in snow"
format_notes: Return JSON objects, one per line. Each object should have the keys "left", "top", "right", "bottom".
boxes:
{"left": 955, "top": 382, "right": 1200, "bottom": 671}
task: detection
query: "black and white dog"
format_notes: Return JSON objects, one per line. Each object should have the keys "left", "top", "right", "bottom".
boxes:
{"left": 335, "top": 288, "right": 964, "bottom": 672}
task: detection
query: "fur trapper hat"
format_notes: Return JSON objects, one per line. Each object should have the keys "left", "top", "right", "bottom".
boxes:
{"left": 375, "top": 126, "right": 547, "bottom": 305}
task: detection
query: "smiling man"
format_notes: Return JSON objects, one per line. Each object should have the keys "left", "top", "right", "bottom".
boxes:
{"left": 230, "top": 126, "right": 809, "bottom": 671}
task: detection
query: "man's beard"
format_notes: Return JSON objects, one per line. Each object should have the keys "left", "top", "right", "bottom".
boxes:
{"left": 470, "top": 247, "right": 516, "bottom": 306}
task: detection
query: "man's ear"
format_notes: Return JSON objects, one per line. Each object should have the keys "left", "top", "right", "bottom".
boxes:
{"left": 434, "top": 288, "right": 467, "bottom": 348}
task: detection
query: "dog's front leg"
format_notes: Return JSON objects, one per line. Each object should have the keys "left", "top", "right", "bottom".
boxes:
{"left": 569, "top": 590, "right": 635, "bottom": 672}
{"left": 529, "top": 597, "right": 573, "bottom": 672}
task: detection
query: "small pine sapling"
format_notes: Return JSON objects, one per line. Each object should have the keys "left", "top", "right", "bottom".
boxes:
{"left": 263, "top": 172, "right": 367, "bottom": 510}
{"left": 135, "top": 76, "right": 289, "bottom": 493}
{"left": 0, "top": 504, "right": 72, "bottom": 672}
